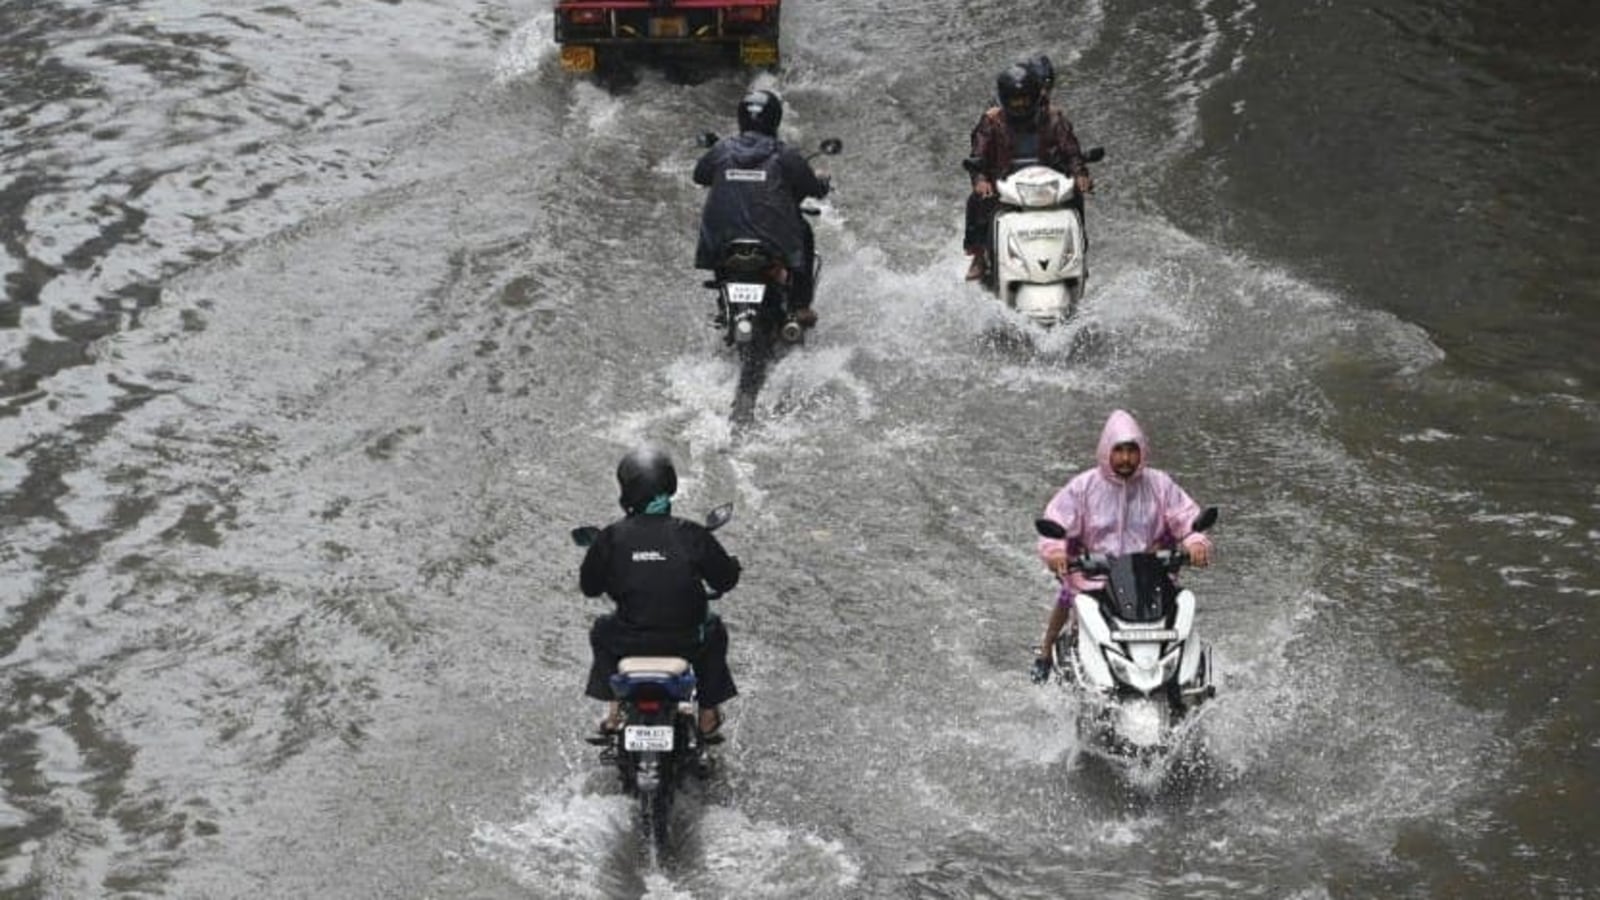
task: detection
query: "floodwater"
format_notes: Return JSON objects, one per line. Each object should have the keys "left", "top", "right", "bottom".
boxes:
{"left": 1, "top": 0, "right": 1596, "bottom": 897}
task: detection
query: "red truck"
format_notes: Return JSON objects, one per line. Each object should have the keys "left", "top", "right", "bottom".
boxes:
{"left": 553, "top": 1, "right": 781, "bottom": 73}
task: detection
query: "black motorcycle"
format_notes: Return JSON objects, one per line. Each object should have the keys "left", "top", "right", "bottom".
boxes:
{"left": 572, "top": 503, "right": 733, "bottom": 852}
{"left": 698, "top": 135, "right": 842, "bottom": 361}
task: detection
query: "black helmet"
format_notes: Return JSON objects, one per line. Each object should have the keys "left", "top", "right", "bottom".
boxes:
{"left": 617, "top": 446, "right": 678, "bottom": 514}
{"left": 737, "top": 89, "right": 783, "bottom": 137}
{"left": 996, "top": 64, "right": 1043, "bottom": 122}
{"left": 1027, "top": 54, "right": 1055, "bottom": 92}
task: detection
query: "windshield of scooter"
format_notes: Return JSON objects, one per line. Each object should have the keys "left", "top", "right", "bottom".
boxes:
{"left": 1102, "top": 553, "right": 1176, "bottom": 623}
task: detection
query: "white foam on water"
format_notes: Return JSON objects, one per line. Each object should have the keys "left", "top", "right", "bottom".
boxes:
{"left": 471, "top": 771, "right": 633, "bottom": 899}
{"left": 493, "top": 11, "right": 559, "bottom": 86}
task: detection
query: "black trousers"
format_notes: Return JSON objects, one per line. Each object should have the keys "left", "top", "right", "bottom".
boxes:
{"left": 585, "top": 614, "right": 738, "bottom": 707}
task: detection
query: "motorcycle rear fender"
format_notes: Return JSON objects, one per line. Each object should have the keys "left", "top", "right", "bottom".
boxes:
{"left": 609, "top": 670, "right": 697, "bottom": 703}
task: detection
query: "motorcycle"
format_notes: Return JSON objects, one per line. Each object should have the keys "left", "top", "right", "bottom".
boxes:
{"left": 965, "top": 147, "right": 1105, "bottom": 326}
{"left": 698, "top": 135, "right": 842, "bottom": 359}
{"left": 1034, "top": 506, "right": 1217, "bottom": 758}
{"left": 572, "top": 502, "right": 734, "bottom": 853}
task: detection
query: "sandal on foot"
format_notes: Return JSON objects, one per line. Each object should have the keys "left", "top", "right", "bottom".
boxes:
{"left": 585, "top": 716, "right": 621, "bottom": 745}
{"left": 697, "top": 708, "right": 725, "bottom": 744}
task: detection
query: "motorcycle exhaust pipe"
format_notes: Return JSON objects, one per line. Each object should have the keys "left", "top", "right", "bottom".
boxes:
{"left": 780, "top": 319, "right": 804, "bottom": 343}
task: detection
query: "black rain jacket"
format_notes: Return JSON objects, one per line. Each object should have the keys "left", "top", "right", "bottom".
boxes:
{"left": 579, "top": 514, "right": 741, "bottom": 637}
{"left": 693, "top": 132, "right": 829, "bottom": 271}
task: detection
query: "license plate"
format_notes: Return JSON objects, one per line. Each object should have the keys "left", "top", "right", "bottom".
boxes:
{"left": 741, "top": 40, "right": 778, "bottom": 67}
{"left": 559, "top": 45, "right": 596, "bottom": 72}
{"left": 649, "top": 16, "right": 687, "bottom": 38}
{"left": 624, "top": 725, "right": 674, "bottom": 752}
{"left": 725, "top": 282, "right": 764, "bottom": 305}
{"left": 1110, "top": 629, "right": 1179, "bottom": 642}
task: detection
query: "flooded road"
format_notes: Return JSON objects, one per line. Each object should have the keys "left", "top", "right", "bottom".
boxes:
{"left": 2, "top": 0, "right": 1596, "bottom": 897}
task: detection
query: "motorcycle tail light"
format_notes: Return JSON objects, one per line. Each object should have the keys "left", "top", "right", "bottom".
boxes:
{"left": 726, "top": 7, "right": 767, "bottom": 22}
{"left": 568, "top": 9, "right": 605, "bottom": 25}
{"left": 633, "top": 699, "right": 663, "bottom": 713}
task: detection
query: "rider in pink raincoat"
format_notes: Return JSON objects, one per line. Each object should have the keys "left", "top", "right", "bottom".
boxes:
{"left": 1030, "top": 409, "right": 1213, "bottom": 682}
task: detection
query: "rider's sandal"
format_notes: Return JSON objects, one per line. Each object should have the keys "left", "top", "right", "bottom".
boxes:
{"left": 585, "top": 716, "right": 622, "bottom": 746}
{"left": 697, "top": 708, "right": 725, "bottom": 745}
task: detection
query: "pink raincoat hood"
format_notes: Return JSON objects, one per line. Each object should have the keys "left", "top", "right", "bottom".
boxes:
{"left": 1096, "top": 409, "right": 1148, "bottom": 483}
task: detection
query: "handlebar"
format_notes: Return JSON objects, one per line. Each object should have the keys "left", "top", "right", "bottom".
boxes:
{"left": 1066, "top": 548, "right": 1191, "bottom": 578}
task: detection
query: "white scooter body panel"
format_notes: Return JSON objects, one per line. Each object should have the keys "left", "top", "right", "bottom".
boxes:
{"left": 1073, "top": 595, "right": 1115, "bottom": 689}
{"left": 990, "top": 166, "right": 1087, "bottom": 325}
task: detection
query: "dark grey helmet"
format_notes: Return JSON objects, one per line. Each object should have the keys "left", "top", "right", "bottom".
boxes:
{"left": 617, "top": 446, "right": 678, "bottom": 513}
{"left": 996, "top": 63, "right": 1043, "bottom": 122}
{"left": 1027, "top": 54, "right": 1055, "bottom": 91}
{"left": 737, "top": 89, "right": 783, "bottom": 137}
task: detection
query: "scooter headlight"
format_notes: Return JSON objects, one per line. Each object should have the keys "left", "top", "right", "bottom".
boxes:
{"left": 1015, "top": 179, "right": 1058, "bottom": 208}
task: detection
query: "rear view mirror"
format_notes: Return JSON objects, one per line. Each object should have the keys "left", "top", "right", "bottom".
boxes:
{"left": 1084, "top": 146, "right": 1106, "bottom": 163}
{"left": 1191, "top": 507, "right": 1218, "bottom": 533}
{"left": 698, "top": 131, "right": 719, "bottom": 148}
{"left": 818, "top": 138, "right": 843, "bottom": 156}
{"left": 1035, "top": 518, "right": 1067, "bottom": 540}
{"left": 704, "top": 503, "right": 734, "bottom": 532}
{"left": 571, "top": 526, "right": 601, "bottom": 548}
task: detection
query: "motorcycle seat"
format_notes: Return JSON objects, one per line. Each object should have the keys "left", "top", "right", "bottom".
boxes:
{"left": 618, "top": 656, "right": 691, "bottom": 677}
{"left": 718, "top": 239, "right": 782, "bottom": 276}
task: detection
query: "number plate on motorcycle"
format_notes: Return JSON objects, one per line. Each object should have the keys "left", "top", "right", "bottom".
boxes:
{"left": 725, "top": 283, "right": 765, "bottom": 306}
{"left": 648, "top": 16, "right": 687, "bottom": 38}
{"left": 1110, "top": 629, "right": 1179, "bottom": 642}
{"left": 623, "top": 725, "right": 674, "bottom": 752}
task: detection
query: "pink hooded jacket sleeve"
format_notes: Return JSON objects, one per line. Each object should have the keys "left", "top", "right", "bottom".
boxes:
{"left": 1036, "top": 410, "right": 1211, "bottom": 591}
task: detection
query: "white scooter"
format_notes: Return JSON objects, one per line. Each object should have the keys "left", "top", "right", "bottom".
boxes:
{"left": 967, "top": 147, "right": 1104, "bottom": 326}
{"left": 1034, "top": 506, "right": 1217, "bottom": 758}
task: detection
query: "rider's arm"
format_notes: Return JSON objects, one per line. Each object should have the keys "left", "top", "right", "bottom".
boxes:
{"left": 1037, "top": 483, "right": 1082, "bottom": 574}
{"left": 1046, "top": 112, "right": 1089, "bottom": 177}
{"left": 579, "top": 528, "right": 612, "bottom": 597}
{"left": 970, "top": 111, "right": 1001, "bottom": 185}
{"left": 779, "top": 149, "right": 829, "bottom": 200}
{"left": 1156, "top": 474, "right": 1212, "bottom": 565}
{"left": 692, "top": 149, "right": 719, "bottom": 187}
{"left": 697, "top": 528, "right": 742, "bottom": 594}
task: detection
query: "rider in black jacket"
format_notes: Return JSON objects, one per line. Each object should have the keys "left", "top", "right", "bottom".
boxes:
{"left": 581, "top": 447, "right": 741, "bottom": 736}
{"left": 694, "top": 89, "right": 831, "bottom": 328}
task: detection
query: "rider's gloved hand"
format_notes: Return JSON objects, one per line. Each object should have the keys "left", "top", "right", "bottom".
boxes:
{"left": 1029, "top": 655, "right": 1053, "bottom": 684}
